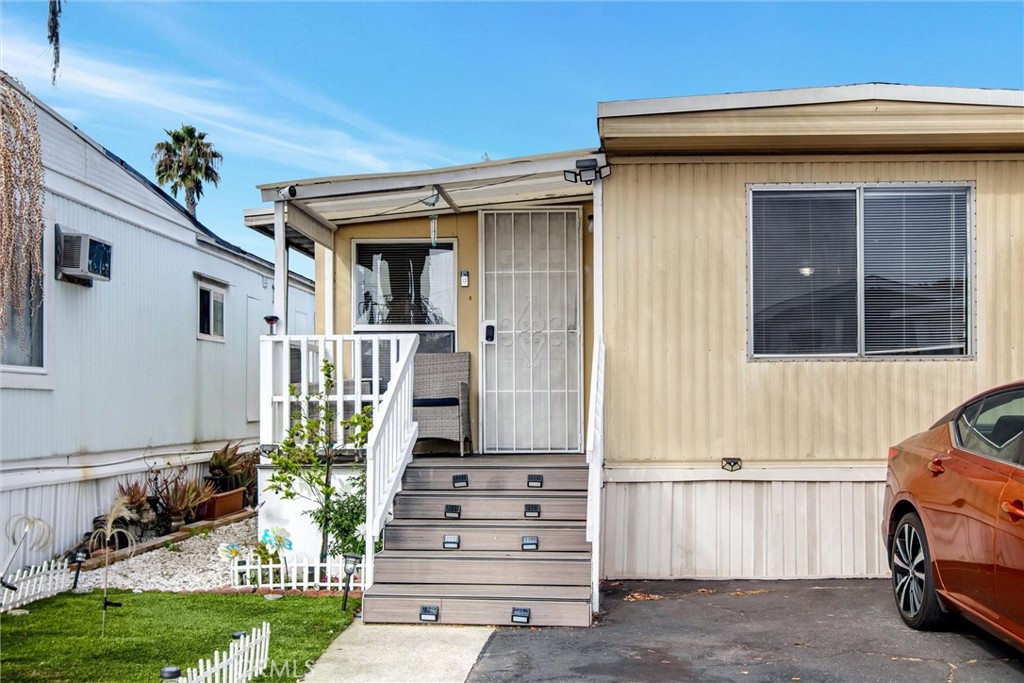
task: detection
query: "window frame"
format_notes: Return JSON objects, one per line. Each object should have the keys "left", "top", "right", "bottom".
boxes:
{"left": 350, "top": 238, "right": 459, "bottom": 352}
{"left": 952, "top": 388, "right": 1024, "bottom": 466}
{"left": 196, "top": 278, "right": 227, "bottom": 343}
{"left": 747, "top": 181, "right": 975, "bottom": 361}
{"left": 1, "top": 219, "right": 54, "bottom": 390}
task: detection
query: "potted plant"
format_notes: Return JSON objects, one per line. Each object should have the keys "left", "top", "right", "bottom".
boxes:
{"left": 205, "top": 442, "right": 242, "bottom": 493}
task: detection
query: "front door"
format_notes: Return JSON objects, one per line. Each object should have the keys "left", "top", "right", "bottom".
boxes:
{"left": 480, "top": 209, "right": 583, "bottom": 453}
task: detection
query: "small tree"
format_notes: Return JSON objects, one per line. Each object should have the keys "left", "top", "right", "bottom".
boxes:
{"left": 264, "top": 361, "right": 374, "bottom": 562}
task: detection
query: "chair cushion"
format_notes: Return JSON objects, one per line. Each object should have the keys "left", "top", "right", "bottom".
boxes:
{"left": 413, "top": 397, "right": 460, "bottom": 408}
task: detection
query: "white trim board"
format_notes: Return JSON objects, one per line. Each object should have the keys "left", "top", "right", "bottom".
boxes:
{"left": 605, "top": 462, "right": 886, "bottom": 483}
{"left": 599, "top": 83, "right": 1024, "bottom": 119}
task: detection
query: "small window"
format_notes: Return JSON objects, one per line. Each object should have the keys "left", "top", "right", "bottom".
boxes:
{"left": 198, "top": 282, "right": 225, "bottom": 341}
{"left": 2, "top": 238, "right": 45, "bottom": 371}
{"left": 353, "top": 241, "right": 456, "bottom": 353}
{"left": 956, "top": 389, "right": 1024, "bottom": 464}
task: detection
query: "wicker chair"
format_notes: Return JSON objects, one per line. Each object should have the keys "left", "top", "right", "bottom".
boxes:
{"left": 412, "top": 352, "right": 472, "bottom": 456}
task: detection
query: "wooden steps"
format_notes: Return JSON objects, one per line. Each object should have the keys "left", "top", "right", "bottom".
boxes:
{"left": 384, "top": 519, "right": 589, "bottom": 552}
{"left": 363, "top": 454, "right": 592, "bottom": 627}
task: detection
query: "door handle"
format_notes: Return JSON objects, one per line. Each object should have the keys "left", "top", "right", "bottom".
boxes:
{"left": 927, "top": 458, "right": 946, "bottom": 475}
{"left": 1002, "top": 500, "right": 1024, "bottom": 521}
{"left": 481, "top": 320, "right": 496, "bottom": 343}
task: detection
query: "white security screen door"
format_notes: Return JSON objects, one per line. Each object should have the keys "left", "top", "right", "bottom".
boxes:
{"left": 480, "top": 210, "right": 583, "bottom": 453}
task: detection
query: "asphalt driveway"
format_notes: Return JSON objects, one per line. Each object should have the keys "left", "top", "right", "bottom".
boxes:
{"left": 467, "top": 579, "right": 1023, "bottom": 683}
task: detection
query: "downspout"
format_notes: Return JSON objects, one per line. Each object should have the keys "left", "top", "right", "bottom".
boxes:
{"left": 590, "top": 171, "right": 605, "bottom": 615}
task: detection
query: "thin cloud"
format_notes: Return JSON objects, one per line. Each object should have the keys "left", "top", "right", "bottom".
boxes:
{"left": 1, "top": 25, "right": 471, "bottom": 178}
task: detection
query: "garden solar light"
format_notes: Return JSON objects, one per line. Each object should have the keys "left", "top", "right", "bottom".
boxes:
{"left": 342, "top": 553, "right": 360, "bottom": 611}
{"left": 72, "top": 549, "right": 89, "bottom": 590}
{"left": 160, "top": 665, "right": 181, "bottom": 680}
{"left": 263, "top": 314, "right": 279, "bottom": 334}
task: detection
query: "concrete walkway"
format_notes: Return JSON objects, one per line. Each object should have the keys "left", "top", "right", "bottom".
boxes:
{"left": 303, "top": 618, "right": 493, "bottom": 683}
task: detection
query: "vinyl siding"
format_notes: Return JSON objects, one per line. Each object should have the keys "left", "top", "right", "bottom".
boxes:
{"left": 602, "top": 157, "right": 1024, "bottom": 465}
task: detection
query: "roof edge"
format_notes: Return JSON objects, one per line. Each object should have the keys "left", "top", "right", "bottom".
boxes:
{"left": 256, "top": 148, "right": 601, "bottom": 192}
{"left": 598, "top": 83, "right": 1024, "bottom": 119}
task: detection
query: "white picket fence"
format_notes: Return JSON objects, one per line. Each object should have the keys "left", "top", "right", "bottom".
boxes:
{"left": 175, "top": 622, "right": 271, "bottom": 683}
{"left": 230, "top": 553, "right": 365, "bottom": 592}
{"left": 0, "top": 559, "right": 70, "bottom": 613}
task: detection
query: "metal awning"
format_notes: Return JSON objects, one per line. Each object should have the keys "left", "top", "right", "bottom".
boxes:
{"left": 244, "top": 149, "right": 603, "bottom": 257}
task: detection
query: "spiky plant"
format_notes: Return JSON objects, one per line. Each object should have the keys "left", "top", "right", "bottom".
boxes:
{"left": 89, "top": 495, "right": 138, "bottom": 637}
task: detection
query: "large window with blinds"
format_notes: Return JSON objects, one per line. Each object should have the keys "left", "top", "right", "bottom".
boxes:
{"left": 750, "top": 185, "right": 971, "bottom": 358}
{"left": 352, "top": 240, "right": 457, "bottom": 353}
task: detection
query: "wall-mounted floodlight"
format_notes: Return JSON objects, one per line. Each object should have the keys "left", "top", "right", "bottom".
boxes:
{"left": 563, "top": 158, "right": 611, "bottom": 185}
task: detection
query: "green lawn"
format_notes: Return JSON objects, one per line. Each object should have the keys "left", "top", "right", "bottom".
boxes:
{"left": 0, "top": 590, "right": 356, "bottom": 683}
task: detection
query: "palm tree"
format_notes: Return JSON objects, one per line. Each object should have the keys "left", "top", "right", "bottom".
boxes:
{"left": 152, "top": 125, "right": 223, "bottom": 217}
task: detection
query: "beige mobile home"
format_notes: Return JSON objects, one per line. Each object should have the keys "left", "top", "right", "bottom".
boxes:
{"left": 250, "top": 84, "right": 1022, "bottom": 626}
{"left": 597, "top": 84, "right": 1023, "bottom": 580}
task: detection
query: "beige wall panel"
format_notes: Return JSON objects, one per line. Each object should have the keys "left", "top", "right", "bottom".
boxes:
{"left": 602, "top": 478, "right": 888, "bottom": 579}
{"left": 603, "top": 158, "right": 1024, "bottom": 464}
{"left": 325, "top": 204, "right": 594, "bottom": 452}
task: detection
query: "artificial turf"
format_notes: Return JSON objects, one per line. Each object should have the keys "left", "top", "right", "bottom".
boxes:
{"left": 0, "top": 590, "right": 356, "bottom": 683}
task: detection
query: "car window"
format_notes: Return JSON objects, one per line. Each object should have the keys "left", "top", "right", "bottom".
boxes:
{"left": 957, "top": 389, "right": 1024, "bottom": 464}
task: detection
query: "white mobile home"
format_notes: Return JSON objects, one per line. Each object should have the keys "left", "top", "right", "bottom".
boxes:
{"left": 0, "top": 74, "right": 314, "bottom": 567}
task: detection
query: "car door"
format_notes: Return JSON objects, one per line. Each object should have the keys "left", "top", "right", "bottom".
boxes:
{"left": 994, "top": 444, "right": 1024, "bottom": 642}
{"left": 918, "top": 390, "right": 1023, "bottom": 618}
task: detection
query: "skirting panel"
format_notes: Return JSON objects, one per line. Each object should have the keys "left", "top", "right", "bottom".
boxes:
{"left": 603, "top": 475, "right": 888, "bottom": 579}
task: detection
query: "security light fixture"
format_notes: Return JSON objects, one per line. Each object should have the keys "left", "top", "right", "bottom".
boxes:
{"left": 799, "top": 266, "right": 816, "bottom": 277}
{"left": 420, "top": 605, "right": 439, "bottom": 622}
{"left": 527, "top": 474, "right": 544, "bottom": 488}
{"left": 444, "top": 504, "right": 462, "bottom": 519}
{"left": 511, "top": 607, "right": 531, "bottom": 624}
{"left": 452, "top": 474, "right": 469, "bottom": 489}
{"left": 521, "top": 536, "right": 539, "bottom": 551}
{"left": 443, "top": 535, "right": 461, "bottom": 550}
{"left": 722, "top": 457, "right": 743, "bottom": 472}
{"left": 524, "top": 504, "right": 541, "bottom": 519}
{"left": 421, "top": 192, "right": 440, "bottom": 207}
{"left": 563, "top": 158, "right": 611, "bottom": 185}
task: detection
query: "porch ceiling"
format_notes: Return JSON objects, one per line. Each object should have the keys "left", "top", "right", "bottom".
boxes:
{"left": 244, "top": 150, "right": 602, "bottom": 255}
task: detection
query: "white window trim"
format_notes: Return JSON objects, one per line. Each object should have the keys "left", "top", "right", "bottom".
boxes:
{"left": 196, "top": 279, "right": 227, "bottom": 343}
{"left": 350, "top": 238, "right": 458, "bottom": 350}
{"left": 746, "top": 181, "right": 976, "bottom": 361}
{"left": 1, "top": 218, "right": 55, "bottom": 391}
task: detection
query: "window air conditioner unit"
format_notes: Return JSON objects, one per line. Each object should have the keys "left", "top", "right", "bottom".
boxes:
{"left": 60, "top": 231, "right": 112, "bottom": 281}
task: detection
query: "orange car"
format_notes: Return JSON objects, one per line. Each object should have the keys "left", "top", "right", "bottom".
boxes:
{"left": 883, "top": 381, "right": 1024, "bottom": 652}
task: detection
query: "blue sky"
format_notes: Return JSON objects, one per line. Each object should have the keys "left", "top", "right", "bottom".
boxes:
{"left": 2, "top": 2, "right": 1022, "bottom": 274}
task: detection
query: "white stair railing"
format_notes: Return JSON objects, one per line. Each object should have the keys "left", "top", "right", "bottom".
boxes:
{"left": 259, "top": 333, "right": 419, "bottom": 592}
{"left": 585, "top": 336, "right": 606, "bottom": 614}
{"left": 363, "top": 334, "right": 419, "bottom": 589}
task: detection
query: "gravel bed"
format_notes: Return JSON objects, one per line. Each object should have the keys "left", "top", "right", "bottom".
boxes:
{"left": 76, "top": 518, "right": 257, "bottom": 593}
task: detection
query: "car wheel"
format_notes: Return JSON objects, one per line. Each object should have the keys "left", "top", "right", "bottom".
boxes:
{"left": 891, "top": 512, "right": 945, "bottom": 629}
